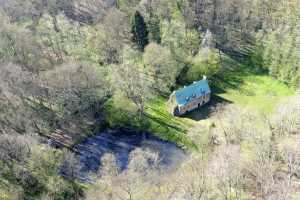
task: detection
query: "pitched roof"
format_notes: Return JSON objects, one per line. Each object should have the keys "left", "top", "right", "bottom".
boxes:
{"left": 174, "top": 79, "right": 211, "bottom": 106}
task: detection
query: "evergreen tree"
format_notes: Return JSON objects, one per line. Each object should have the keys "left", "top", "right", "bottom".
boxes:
{"left": 131, "top": 11, "right": 149, "bottom": 51}
{"left": 148, "top": 14, "right": 161, "bottom": 44}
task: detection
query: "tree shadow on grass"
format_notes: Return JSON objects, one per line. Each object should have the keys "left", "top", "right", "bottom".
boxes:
{"left": 212, "top": 73, "right": 245, "bottom": 92}
{"left": 146, "top": 106, "right": 187, "bottom": 127}
{"left": 212, "top": 53, "right": 270, "bottom": 93}
{"left": 143, "top": 113, "right": 186, "bottom": 133}
{"left": 182, "top": 94, "right": 233, "bottom": 121}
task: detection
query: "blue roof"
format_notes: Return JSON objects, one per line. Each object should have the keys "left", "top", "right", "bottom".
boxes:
{"left": 175, "top": 79, "right": 211, "bottom": 106}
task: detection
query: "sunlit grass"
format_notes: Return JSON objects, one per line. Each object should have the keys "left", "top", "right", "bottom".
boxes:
{"left": 105, "top": 70, "right": 294, "bottom": 149}
{"left": 105, "top": 56, "right": 295, "bottom": 150}
{"left": 145, "top": 97, "right": 198, "bottom": 149}
{"left": 217, "top": 74, "right": 294, "bottom": 114}
{"left": 104, "top": 94, "right": 197, "bottom": 149}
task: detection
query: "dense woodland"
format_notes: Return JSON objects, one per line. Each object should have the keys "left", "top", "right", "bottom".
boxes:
{"left": 0, "top": 0, "right": 299, "bottom": 199}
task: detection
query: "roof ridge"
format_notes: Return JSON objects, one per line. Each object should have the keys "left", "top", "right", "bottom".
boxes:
{"left": 174, "top": 79, "right": 211, "bottom": 106}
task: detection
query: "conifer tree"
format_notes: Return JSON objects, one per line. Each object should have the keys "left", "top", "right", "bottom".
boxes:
{"left": 131, "top": 11, "right": 149, "bottom": 51}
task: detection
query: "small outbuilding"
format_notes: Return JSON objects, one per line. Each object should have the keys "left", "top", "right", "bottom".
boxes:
{"left": 168, "top": 76, "right": 211, "bottom": 116}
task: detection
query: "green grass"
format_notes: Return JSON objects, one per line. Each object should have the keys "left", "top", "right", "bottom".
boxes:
{"left": 143, "top": 60, "right": 294, "bottom": 148}
{"left": 212, "top": 57, "right": 294, "bottom": 114}
{"left": 105, "top": 57, "right": 295, "bottom": 149}
{"left": 217, "top": 74, "right": 294, "bottom": 114}
{"left": 104, "top": 94, "right": 197, "bottom": 149}
{"left": 145, "top": 97, "right": 197, "bottom": 149}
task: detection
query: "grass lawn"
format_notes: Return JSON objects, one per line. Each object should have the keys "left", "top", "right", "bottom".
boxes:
{"left": 105, "top": 57, "right": 295, "bottom": 149}
{"left": 145, "top": 97, "right": 198, "bottom": 149}
{"left": 215, "top": 74, "right": 294, "bottom": 114}
{"left": 104, "top": 93, "right": 198, "bottom": 149}
{"left": 211, "top": 56, "right": 294, "bottom": 114}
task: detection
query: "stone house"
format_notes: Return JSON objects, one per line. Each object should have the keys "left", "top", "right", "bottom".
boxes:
{"left": 168, "top": 76, "right": 211, "bottom": 116}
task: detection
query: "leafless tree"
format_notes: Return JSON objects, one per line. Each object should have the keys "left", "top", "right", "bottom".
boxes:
{"left": 275, "top": 137, "right": 300, "bottom": 200}
{"left": 245, "top": 137, "right": 282, "bottom": 200}
{"left": 269, "top": 95, "right": 300, "bottom": 136}
{"left": 0, "top": 63, "right": 37, "bottom": 134}
{"left": 111, "top": 59, "right": 153, "bottom": 116}
{"left": 180, "top": 153, "right": 209, "bottom": 200}
{"left": 87, "top": 148, "right": 161, "bottom": 200}
{"left": 0, "top": 134, "right": 31, "bottom": 166}
{"left": 143, "top": 43, "right": 179, "bottom": 94}
{"left": 213, "top": 104, "right": 259, "bottom": 145}
{"left": 209, "top": 145, "right": 244, "bottom": 200}
{"left": 99, "top": 153, "right": 119, "bottom": 179}
{"left": 95, "top": 8, "right": 131, "bottom": 64}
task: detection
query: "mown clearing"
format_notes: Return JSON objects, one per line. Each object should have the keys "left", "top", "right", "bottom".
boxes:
{"left": 216, "top": 74, "right": 294, "bottom": 114}
{"left": 105, "top": 56, "right": 295, "bottom": 149}
{"left": 145, "top": 70, "right": 294, "bottom": 148}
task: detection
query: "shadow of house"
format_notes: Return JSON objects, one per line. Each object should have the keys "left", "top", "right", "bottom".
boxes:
{"left": 183, "top": 94, "right": 233, "bottom": 121}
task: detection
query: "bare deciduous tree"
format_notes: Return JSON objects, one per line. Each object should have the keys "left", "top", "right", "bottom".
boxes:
{"left": 143, "top": 43, "right": 179, "bottom": 94}
{"left": 0, "top": 134, "right": 31, "bottom": 166}
{"left": 61, "top": 150, "right": 81, "bottom": 180}
{"left": 209, "top": 145, "right": 244, "bottom": 200}
{"left": 180, "top": 153, "right": 209, "bottom": 200}
{"left": 269, "top": 95, "right": 300, "bottom": 136}
{"left": 111, "top": 57, "right": 153, "bottom": 116}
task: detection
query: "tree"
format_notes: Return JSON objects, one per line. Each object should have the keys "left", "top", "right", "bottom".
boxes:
{"left": 258, "top": 26, "right": 300, "bottom": 87}
{"left": 148, "top": 13, "right": 161, "bottom": 44}
{"left": 209, "top": 145, "right": 244, "bottom": 200}
{"left": 63, "top": 0, "right": 113, "bottom": 24}
{"left": 116, "top": 148, "right": 160, "bottom": 200}
{"left": 40, "top": 60, "right": 108, "bottom": 121}
{"left": 0, "top": 63, "right": 36, "bottom": 134}
{"left": 247, "top": 138, "right": 278, "bottom": 200}
{"left": 111, "top": 60, "right": 153, "bottom": 116}
{"left": 99, "top": 153, "right": 119, "bottom": 179}
{"left": 0, "top": 134, "right": 31, "bottom": 166}
{"left": 143, "top": 43, "right": 179, "bottom": 93}
{"left": 89, "top": 8, "right": 131, "bottom": 65}
{"left": 61, "top": 150, "right": 81, "bottom": 180}
{"left": 269, "top": 95, "right": 300, "bottom": 137}
{"left": 117, "top": 0, "right": 140, "bottom": 15}
{"left": 86, "top": 148, "right": 160, "bottom": 200}
{"left": 131, "top": 11, "right": 149, "bottom": 51}
{"left": 278, "top": 138, "right": 300, "bottom": 200}
{"left": 186, "top": 47, "right": 220, "bottom": 83}
{"left": 179, "top": 154, "right": 209, "bottom": 200}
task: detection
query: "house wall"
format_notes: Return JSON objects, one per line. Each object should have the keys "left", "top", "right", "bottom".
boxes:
{"left": 168, "top": 94, "right": 178, "bottom": 115}
{"left": 178, "top": 93, "right": 211, "bottom": 115}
